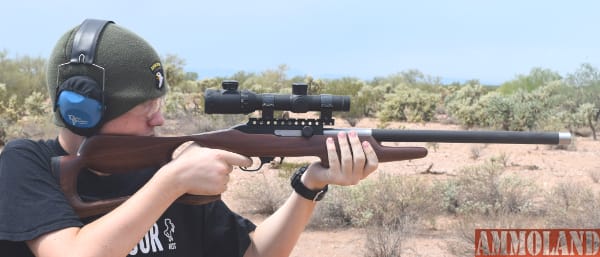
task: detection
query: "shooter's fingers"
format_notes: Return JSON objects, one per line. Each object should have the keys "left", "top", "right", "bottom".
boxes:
{"left": 337, "top": 132, "right": 353, "bottom": 175}
{"left": 326, "top": 137, "right": 341, "bottom": 172}
{"left": 348, "top": 131, "right": 366, "bottom": 182}
{"left": 362, "top": 141, "right": 379, "bottom": 177}
{"left": 172, "top": 141, "right": 252, "bottom": 168}
{"left": 213, "top": 149, "right": 253, "bottom": 168}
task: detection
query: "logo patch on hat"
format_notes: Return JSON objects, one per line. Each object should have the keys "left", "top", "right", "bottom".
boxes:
{"left": 150, "top": 62, "right": 165, "bottom": 89}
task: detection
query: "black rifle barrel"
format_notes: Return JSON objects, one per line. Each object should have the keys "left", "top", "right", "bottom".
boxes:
{"left": 368, "top": 129, "right": 571, "bottom": 145}
{"left": 324, "top": 129, "right": 571, "bottom": 145}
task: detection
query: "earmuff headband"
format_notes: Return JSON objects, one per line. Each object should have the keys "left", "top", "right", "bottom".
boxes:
{"left": 70, "top": 19, "right": 114, "bottom": 64}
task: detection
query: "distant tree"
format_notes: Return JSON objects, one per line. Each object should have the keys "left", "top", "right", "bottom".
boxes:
{"left": 197, "top": 77, "right": 221, "bottom": 91}
{"left": 185, "top": 71, "right": 199, "bottom": 81}
{"left": 498, "top": 67, "right": 562, "bottom": 94}
{"left": 163, "top": 54, "right": 187, "bottom": 89}
{"left": 356, "top": 84, "right": 385, "bottom": 117}
{"left": 229, "top": 71, "right": 255, "bottom": 86}
{"left": 565, "top": 63, "right": 600, "bottom": 139}
{"left": 370, "top": 69, "right": 442, "bottom": 92}
{"left": 574, "top": 103, "right": 598, "bottom": 140}
{"left": 0, "top": 50, "right": 47, "bottom": 103}
{"left": 241, "top": 64, "right": 290, "bottom": 94}
{"left": 565, "top": 63, "right": 600, "bottom": 88}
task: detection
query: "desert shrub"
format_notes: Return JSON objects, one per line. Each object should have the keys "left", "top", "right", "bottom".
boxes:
{"left": 0, "top": 94, "right": 21, "bottom": 124}
{"left": 572, "top": 103, "right": 599, "bottom": 140}
{"left": 307, "top": 173, "right": 440, "bottom": 230}
{"left": 478, "top": 88, "right": 553, "bottom": 131}
{"left": 363, "top": 225, "right": 404, "bottom": 257}
{"left": 543, "top": 181, "right": 600, "bottom": 228}
{"left": 23, "top": 91, "right": 48, "bottom": 117}
{"left": 445, "top": 82, "right": 571, "bottom": 131}
{"left": 378, "top": 85, "right": 440, "bottom": 123}
{"left": 470, "top": 145, "right": 484, "bottom": 160}
{"left": 3, "top": 116, "right": 56, "bottom": 142}
{"left": 163, "top": 91, "right": 188, "bottom": 118}
{"left": 435, "top": 179, "right": 460, "bottom": 214}
{"left": 588, "top": 170, "right": 600, "bottom": 183}
{"left": 343, "top": 173, "right": 438, "bottom": 228}
{"left": 163, "top": 91, "right": 204, "bottom": 119}
{"left": 489, "top": 152, "right": 510, "bottom": 167}
{"left": 0, "top": 91, "right": 53, "bottom": 142}
{"left": 307, "top": 185, "right": 353, "bottom": 229}
{"left": 307, "top": 173, "right": 439, "bottom": 256}
{"left": 438, "top": 160, "right": 537, "bottom": 216}
{"left": 233, "top": 172, "right": 290, "bottom": 215}
{"left": 477, "top": 92, "right": 513, "bottom": 130}
{"left": 505, "top": 90, "right": 547, "bottom": 131}
{"left": 444, "top": 84, "right": 486, "bottom": 128}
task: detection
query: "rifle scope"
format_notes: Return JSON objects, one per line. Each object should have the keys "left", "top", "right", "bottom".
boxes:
{"left": 204, "top": 80, "right": 350, "bottom": 115}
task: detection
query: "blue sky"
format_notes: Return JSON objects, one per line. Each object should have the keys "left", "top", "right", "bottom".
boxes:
{"left": 1, "top": 0, "right": 599, "bottom": 84}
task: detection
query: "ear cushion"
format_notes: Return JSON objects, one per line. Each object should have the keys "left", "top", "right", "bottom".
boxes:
{"left": 56, "top": 76, "right": 104, "bottom": 136}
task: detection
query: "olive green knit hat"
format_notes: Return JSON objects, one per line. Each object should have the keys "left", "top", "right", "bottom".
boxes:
{"left": 46, "top": 19, "right": 168, "bottom": 129}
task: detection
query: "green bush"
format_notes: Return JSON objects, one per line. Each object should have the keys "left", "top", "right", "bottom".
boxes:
{"left": 378, "top": 85, "right": 440, "bottom": 123}
{"left": 444, "top": 84, "right": 486, "bottom": 128}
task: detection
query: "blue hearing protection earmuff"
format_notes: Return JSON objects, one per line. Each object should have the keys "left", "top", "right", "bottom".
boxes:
{"left": 57, "top": 91, "right": 103, "bottom": 128}
{"left": 57, "top": 76, "right": 104, "bottom": 128}
{"left": 55, "top": 19, "right": 114, "bottom": 137}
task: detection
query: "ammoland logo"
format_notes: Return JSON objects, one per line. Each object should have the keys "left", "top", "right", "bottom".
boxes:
{"left": 475, "top": 229, "right": 600, "bottom": 256}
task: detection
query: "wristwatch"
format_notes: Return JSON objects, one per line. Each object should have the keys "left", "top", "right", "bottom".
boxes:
{"left": 290, "top": 165, "right": 328, "bottom": 202}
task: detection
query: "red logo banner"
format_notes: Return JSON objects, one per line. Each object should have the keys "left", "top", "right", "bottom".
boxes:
{"left": 475, "top": 229, "right": 600, "bottom": 256}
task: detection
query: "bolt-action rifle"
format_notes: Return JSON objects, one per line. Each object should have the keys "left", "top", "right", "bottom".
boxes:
{"left": 53, "top": 81, "right": 572, "bottom": 218}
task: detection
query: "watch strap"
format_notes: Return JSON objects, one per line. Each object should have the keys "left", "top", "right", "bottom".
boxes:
{"left": 291, "top": 165, "right": 328, "bottom": 202}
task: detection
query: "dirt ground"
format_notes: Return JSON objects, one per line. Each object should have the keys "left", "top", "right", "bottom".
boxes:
{"left": 220, "top": 118, "right": 600, "bottom": 257}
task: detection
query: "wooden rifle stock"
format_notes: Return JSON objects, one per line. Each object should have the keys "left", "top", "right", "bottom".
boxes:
{"left": 53, "top": 127, "right": 428, "bottom": 218}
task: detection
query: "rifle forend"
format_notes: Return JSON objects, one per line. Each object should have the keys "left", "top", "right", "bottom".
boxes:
{"left": 53, "top": 81, "right": 572, "bottom": 218}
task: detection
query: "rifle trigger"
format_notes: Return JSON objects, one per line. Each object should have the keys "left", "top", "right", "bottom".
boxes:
{"left": 239, "top": 157, "right": 274, "bottom": 172}
{"left": 240, "top": 165, "right": 261, "bottom": 172}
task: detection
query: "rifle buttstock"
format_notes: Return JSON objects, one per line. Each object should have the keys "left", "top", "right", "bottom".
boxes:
{"left": 53, "top": 155, "right": 221, "bottom": 218}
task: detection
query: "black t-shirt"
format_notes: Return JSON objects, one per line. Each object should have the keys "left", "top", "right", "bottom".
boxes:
{"left": 0, "top": 138, "right": 256, "bottom": 257}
